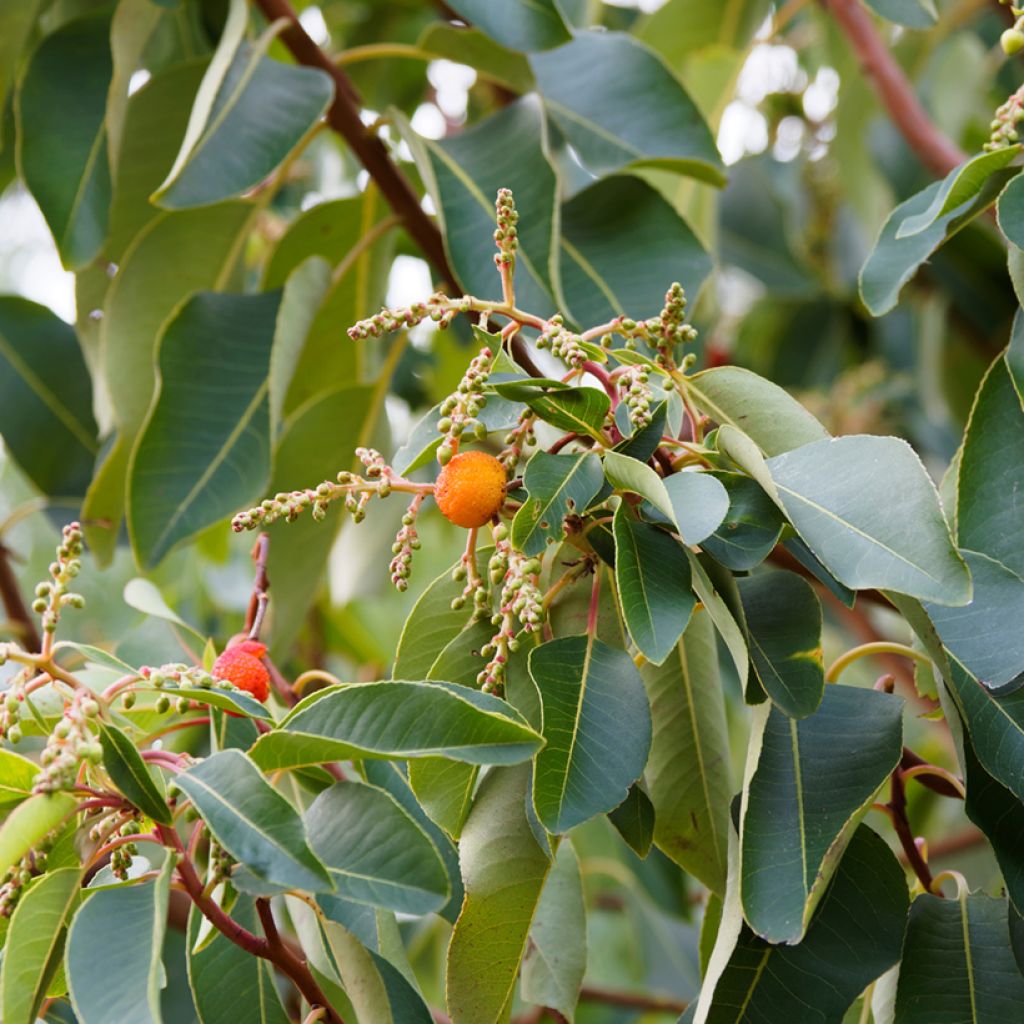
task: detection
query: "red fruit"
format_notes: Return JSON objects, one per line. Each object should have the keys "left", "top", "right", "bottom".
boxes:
{"left": 212, "top": 640, "right": 270, "bottom": 703}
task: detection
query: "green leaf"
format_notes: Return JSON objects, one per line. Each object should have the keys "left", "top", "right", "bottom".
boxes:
{"left": 957, "top": 357, "right": 1024, "bottom": 578}
{"left": 661, "top": 470, "right": 730, "bottom": 546}
{"left": 129, "top": 290, "right": 279, "bottom": 568}
{"left": 637, "top": 0, "right": 771, "bottom": 62}
{"left": 0, "top": 1, "right": 39, "bottom": 117}
{"left": 249, "top": 681, "right": 543, "bottom": 770}
{"left": 613, "top": 505, "right": 694, "bottom": 665}
{"left": 640, "top": 609, "right": 731, "bottom": 893}
{"left": 607, "top": 784, "right": 655, "bottom": 858}
{"left": 155, "top": 30, "right": 333, "bottom": 208}
{"left": 175, "top": 749, "right": 332, "bottom": 893}
{"left": 417, "top": 24, "right": 535, "bottom": 92}
{"left": 531, "top": 32, "right": 724, "bottom": 185}
{"left": 511, "top": 452, "right": 604, "bottom": 555}
{"left": 559, "top": 175, "right": 712, "bottom": 327}
{"left": 187, "top": 897, "right": 290, "bottom": 1024}
{"left": 407, "top": 758, "right": 478, "bottom": 841}
{"left": 893, "top": 891, "right": 1024, "bottom": 1021}
{"left": 700, "top": 472, "right": 783, "bottom": 571}
{"left": 304, "top": 782, "right": 449, "bottom": 915}
{"left": 863, "top": 0, "right": 937, "bottom": 27}
{"left": 17, "top": 13, "right": 112, "bottom": 268}
{"left": 0, "top": 749, "right": 40, "bottom": 808}
{"left": 737, "top": 570, "right": 824, "bottom": 719}
{"left": 0, "top": 297, "right": 97, "bottom": 499}
{"left": 521, "top": 841, "right": 586, "bottom": 1019}
{"left": 401, "top": 97, "right": 558, "bottom": 314}
{"left": 446, "top": 765, "right": 552, "bottom": 1024}
{"left": 695, "top": 825, "right": 908, "bottom": 1023}
{"left": 521, "top": 386, "right": 610, "bottom": 440}
{"left": 859, "top": 176, "right": 1011, "bottom": 316}
{"left": 66, "top": 859, "right": 172, "bottom": 1024}
{"left": 98, "top": 722, "right": 171, "bottom": 825}
{"left": 897, "top": 148, "right": 1020, "bottom": 238}
{"left": 999, "top": 173, "right": 1024, "bottom": 252}
{"left": 764, "top": 435, "right": 971, "bottom": 606}
{"left": 529, "top": 634, "right": 652, "bottom": 833}
{"left": 0, "top": 794, "right": 77, "bottom": 879}
{"left": 122, "top": 577, "right": 203, "bottom": 638}
{"left": 740, "top": 686, "right": 904, "bottom": 943}
{"left": 0, "top": 867, "right": 81, "bottom": 1024}
{"left": 603, "top": 449, "right": 676, "bottom": 522}
{"left": 444, "top": 0, "right": 571, "bottom": 51}
{"left": 1008, "top": 311, "right": 1024, "bottom": 402}
{"left": 686, "top": 550, "right": 750, "bottom": 685}
{"left": 685, "top": 366, "right": 829, "bottom": 456}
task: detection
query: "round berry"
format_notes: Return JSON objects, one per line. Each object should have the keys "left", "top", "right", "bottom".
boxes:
{"left": 434, "top": 451, "right": 508, "bottom": 529}
{"left": 211, "top": 640, "right": 271, "bottom": 703}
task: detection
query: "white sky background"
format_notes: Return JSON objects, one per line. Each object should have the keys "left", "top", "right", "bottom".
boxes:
{"left": 0, "top": 1, "right": 836, "bottom": 324}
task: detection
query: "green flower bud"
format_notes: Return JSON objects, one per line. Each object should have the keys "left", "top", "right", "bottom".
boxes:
{"left": 1003, "top": 27, "right": 1024, "bottom": 54}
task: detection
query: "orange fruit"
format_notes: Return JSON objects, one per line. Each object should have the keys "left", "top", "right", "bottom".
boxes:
{"left": 434, "top": 451, "right": 507, "bottom": 528}
{"left": 212, "top": 640, "right": 271, "bottom": 703}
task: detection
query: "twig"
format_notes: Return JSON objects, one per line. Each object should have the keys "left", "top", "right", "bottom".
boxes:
{"left": 246, "top": 533, "right": 271, "bottom": 640}
{"left": 0, "top": 541, "right": 40, "bottom": 652}
{"left": 823, "top": 0, "right": 966, "bottom": 177}
{"left": 888, "top": 767, "right": 936, "bottom": 894}
{"left": 580, "top": 984, "right": 687, "bottom": 1014}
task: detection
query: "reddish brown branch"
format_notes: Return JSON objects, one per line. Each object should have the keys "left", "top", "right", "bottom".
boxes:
{"left": 824, "top": 0, "right": 966, "bottom": 177}
{"left": 0, "top": 541, "right": 41, "bottom": 652}
{"left": 245, "top": 532, "right": 271, "bottom": 640}
{"left": 888, "top": 768, "right": 936, "bottom": 893}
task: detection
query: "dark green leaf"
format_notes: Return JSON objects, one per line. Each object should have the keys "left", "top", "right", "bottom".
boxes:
{"left": 737, "top": 571, "right": 824, "bottom": 719}
{"left": 531, "top": 32, "right": 724, "bottom": 185}
{"left": 0, "top": 2, "right": 39, "bottom": 117}
{"left": 0, "top": 297, "right": 97, "bottom": 498}
{"left": 0, "top": 794, "right": 77, "bottom": 879}
{"left": 529, "top": 634, "right": 652, "bottom": 833}
{"left": 607, "top": 784, "right": 655, "bottom": 859}
{"left": 613, "top": 505, "right": 694, "bottom": 665}
{"left": 129, "top": 290, "right": 279, "bottom": 568}
{"left": 444, "top": 0, "right": 571, "bottom": 52}
{"left": 740, "top": 686, "right": 904, "bottom": 943}
{"left": 512, "top": 452, "right": 604, "bottom": 555}
{"left": 407, "top": 757, "right": 478, "bottom": 841}
{"left": 17, "top": 13, "right": 112, "bottom": 267}
{"left": 893, "top": 891, "right": 1024, "bottom": 1021}
{"left": 522, "top": 386, "right": 610, "bottom": 439}
{"left": 613, "top": 400, "right": 667, "bottom": 463}
{"left": 863, "top": 0, "right": 937, "bottom": 27}
{"left": 700, "top": 472, "right": 783, "bottom": 571}
{"left": 417, "top": 24, "right": 535, "bottom": 92}
{"left": 783, "top": 536, "right": 856, "bottom": 608}
{"left": 175, "top": 749, "right": 332, "bottom": 894}
{"left": 99, "top": 722, "right": 171, "bottom": 825}
{"left": 687, "top": 550, "right": 750, "bottom": 685}
{"left": 998, "top": 171, "right": 1024, "bottom": 251}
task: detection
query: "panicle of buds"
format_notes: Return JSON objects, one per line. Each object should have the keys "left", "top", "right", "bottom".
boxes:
{"left": 33, "top": 522, "right": 85, "bottom": 637}
{"left": 499, "top": 410, "right": 536, "bottom": 474}
{"left": 347, "top": 293, "right": 457, "bottom": 340}
{"left": 0, "top": 835, "right": 54, "bottom": 917}
{"left": 596, "top": 283, "right": 697, "bottom": 368}
{"left": 536, "top": 314, "right": 586, "bottom": 370}
{"left": 986, "top": 86, "right": 1024, "bottom": 151}
{"left": 34, "top": 690, "right": 102, "bottom": 794}
{"left": 109, "top": 817, "right": 143, "bottom": 880}
{"left": 619, "top": 366, "right": 654, "bottom": 429}
{"left": 209, "top": 840, "right": 235, "bottom": 883}
{"left": 450, "top": 545, "right": 491, "bottom": 617}
{"left": 390, "top": 494, "right": 425, "bottom": 591}
{"left": 494, "top": 188, "right": 519, "bottom": 271}
{"left": 0, "top": 666, "right": 27, "bottom": 744}
{"left": 437, "top": 346, "right": 495, "bottom": 463}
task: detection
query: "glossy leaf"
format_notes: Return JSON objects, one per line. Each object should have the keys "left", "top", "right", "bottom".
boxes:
{"left": 662, "top": 470, "right": 730, "bottom": 545}
{"left": 765, "top": 435, "right": 971, "bottom": 606}
{"left": 529, "top": 634, "right": 652, "bottom": 833}
{"left": 407, "top": 757, "right": 478, "bottom": 841}
{"left": 66, "top": 860, "right": 172, "bottom": 1024}
{"left": 444, "top": 0, "right": 570, "bottom": 52}
{"left": 531, "top": 32, "right": 724, "bottom": 184}
{"left": 0, "top": 794, "right": 77, "bottom": 879}
{"left": 17, "top": 13, "right": 112, "bottom": 268}
{"left": 0, "top": 749, "right": 40, "bottom": 807}
{"left": 511, "top": 452, "right": 604, "bottom": 555}
{"left": 999, "top": 172, "right": 1024, "bottom": 251}
{"left": 249, "top": 681, "right": 543, "bottom": 770}
{"left": 417, "top": 24, "right": 535, "bottom": 92}
{"left": 696, "top": 825, "right": 908, "bottom": 1023}
{"left": 737, "top": 570, "right": 824, "bottom": 719}
{"left": 893, "top": 891, "right": 1024, "bottom": 1021}
{"left": 863, "top": 0, "right": 937, "bottom": 27}
{"left": 603, "top": 450, "right": 676, "bottom": 522}
{"left": 613, "top": 504, "right": 694, "bottom": 665}
{"left": 129, "top": 290, "right": 279, "bottom": 568}
{"left": 607, "top": 784, "right": 655, "bottom": 858}
{"left": 0, "top": 867, "right": 80, "bottom": 1024}
{"left": 98, "top": 722, "right": 171, "bottom": 825}
{"left": 559, "top": 175, "right": 712, "bottom": 327}
{"left": 700, "top": 472, "right": 784, "bottom": 570}
{"left": 446, "top": 766, "right": 552, "bottom": 1024}
{"left": 0, "top": 1, "right": 39, "bottom": 116}
{"left": 687, "top": 551, "right": 750, "bottom": 685}
{"left": 641, "top": 609, "right": 731, "bottom": 893}
{"left": 740, "top": 686, "right": 904, "bottom": 943}
{"left": 520, "top": 386, "right": 610, "bottom": 439}
{"left": 175, "top": 749, "right": 332, "bottom": 894}
{"left": 521, "top": 841, "right": 586, "bottom": 1020}
{"left": 0, "top": 297, "right": 97, "bottom": 499}
{"left": 686, "top": 366, "right": 828, "bottom": 456}
{"left": 304, "top": 782, "right": 449, "bottom": 915}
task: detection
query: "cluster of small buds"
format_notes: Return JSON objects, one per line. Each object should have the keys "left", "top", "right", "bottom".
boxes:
{"left": 536, "top": 315, "right": 586, "bottom": 370}
{"left": 110, "top": 819, "right": 142, "bottom": 880}
{"left": 33, "top": 522, "right": 85, "bottom": 637}
{"left": 619, "top": 366, "right": 654, "bottom": 429}
{"left": 477, "top": 528, "right": 544, "bottom": 693}
{"left": 597, "top": 284, "right": 697, "bottom": 367}
{"left": 209, "top": 840, "right": 235, "bottom": 883}
{"left": 0, "top": 665, "right": 28, "bottom": 744}
{"left": 493, "top": 188, "right": 519, "bottom": 272}
{"left": 34, "top": 691, "right": 102, "bottom": 794}
{"left": 450, "top": 551, "right": 491, "bottom": 618}
{"left": 986, "top": 86, "right": 1024, "bottom": 151}
{"left": 1000, "top": 1, "right": 1024, "bottom": 55}
{"left": 390, "top": 494, "right": 425, "bottom": 591}
{"left": 437, "top": 346, "right": 495, "bottom": 464}
{"left": 0, "top": 839, "right": 50, "bottom": 917}
{"left": 499, "top": 410, "right": 537, "bottom": 474}
{"left": 139, "top": 662, "right": 236, "bottom": 715}
{"left": 347, "top": 293, "right": 457, "bottom": 341}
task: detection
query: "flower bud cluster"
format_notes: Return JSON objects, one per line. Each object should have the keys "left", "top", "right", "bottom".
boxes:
{"left": 209, "top": 839, "right": 235, "bottom": 884}
{"left": 450, "top": 550, "right": 491, "bottom": 618}
{"left": 139, "top": 662, "right": 237, "bottom": 716}
{"left": 499, "top": 410, "right": 537, "bottom": 474}
{"left": 33, "top": 522, "right": 85, "bottom": 637}
{"left": 493, "top": 188, "right": 519, "bottom": 271}
{"left": 437, "top": 346, "right": 494, "bottom": 464}
{"left": 536, "top": 315, "right": 586, "bottom": 370}
{"left": 986, "top": 86, "right": 1024, "bottom": 151}
{"left": 0, "top": 838, "right": 52, "bottom": 917}
{"left": 0, "top": 669, "right": 28, "bottom": 744}
{"left": 596, "top": 284, "right": 697, "bottom": 367}
{"left": 347, "top": 293, "right": 457, "bottom": 341}
{"left": 34, "top": 691, "right": 103, "bottom": 794}
{"left": 110, "top": 819, "right": 142, "bottom": 881}
{"left": 390, "top": 494, "right": 425, "bottom": 592}
{"left": 619, "top": 366, "right": 654, "bottom": 429}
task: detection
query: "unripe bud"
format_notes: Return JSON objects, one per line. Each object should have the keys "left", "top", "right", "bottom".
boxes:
{"left": 1003, "top": 27, "right": 1024, "bottom": 54}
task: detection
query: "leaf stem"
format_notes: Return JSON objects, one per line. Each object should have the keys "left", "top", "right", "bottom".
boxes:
{"left": 826, "top": 641, "right": 931, "bottom": 683}
{"left": 887, "top": 768, "right": 937, "bottom": 895}
{"left": 587, "top": 566, "right": 601, "bottom": 637}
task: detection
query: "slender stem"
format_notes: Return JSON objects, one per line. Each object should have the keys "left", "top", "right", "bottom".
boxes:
{"left": 578, "top": 984, "right": 687, "bottom": 1015}
{"left": 902, "top": 763, "right": 965, "bottom": 799}
{"left": 826, "top": 641, "right": 931, "bottom": 683}
{"left": 246, "top": 533, "right": 271, "bottom": 641}
{"left": 581, "top": 361, "right": 618, "bottom": 404}
{"left": 888, "top": 768, "right": 936, "bottom": 894}
{"left": 547, "top": 432, "right": 580, "bottom": 455}
{"left": 293, "top": 668, "right": 343, "bottom": 696}
{"left": 336, "top": 42, "right": 429, "bottom": 65}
